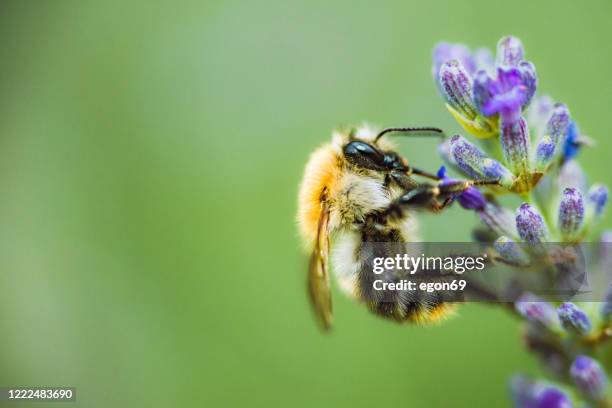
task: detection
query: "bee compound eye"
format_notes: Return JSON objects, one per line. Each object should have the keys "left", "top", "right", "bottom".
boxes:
{"left": 343, "top": 141, "right": 386, "bottom": 169}
{"left": 383, "top": 153, "right": 407, "bottom": 170}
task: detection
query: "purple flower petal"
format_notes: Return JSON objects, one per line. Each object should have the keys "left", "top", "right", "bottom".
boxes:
{"left": 535, "top": 387, "right": 573, "bottom": 408}
{"left": 480, "top": 67, "right": 528, "bottom": 123}
{"left": 457, "top": 186, "right": 487, "bottom": 210}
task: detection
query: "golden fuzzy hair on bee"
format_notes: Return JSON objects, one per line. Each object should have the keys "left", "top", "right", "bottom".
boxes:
{"left": 297, "top": 143, "right": 340, "bottom": 250}
{"left": 297, "top": 126, "right": 397, "bottom": 249}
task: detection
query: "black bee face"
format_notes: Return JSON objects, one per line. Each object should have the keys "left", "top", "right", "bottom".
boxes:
{"left": 343, "top": 141, "right": 407, "bottom": 172}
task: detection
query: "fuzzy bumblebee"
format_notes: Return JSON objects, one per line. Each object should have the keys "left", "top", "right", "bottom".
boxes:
{"left": 297, "top": 125, "right": 496, "bottom": 329}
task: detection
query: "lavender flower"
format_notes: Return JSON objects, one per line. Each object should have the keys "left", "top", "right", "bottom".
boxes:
{"left": 432, "top": 42, "right": 476, "bottom": 83}
{"left": 495, "top": 236, "right": 529, "bottom": 265}
{"left": 431, "top": 35, "right": 611, "bottom": 408}
{"left": 534, "top": 387, "right": 573, "bottom": 408}
{"left": 587, "top": 184, "right": 609, "bottom": 216}
{"left": 449, "top": 135, "right": 513, "bottom": 185}
{"left": 509, "top": 375, "right": 537, "bottom": 408}
{"left": 558, "top": 188, "right": 584, "bottom": 241}
{"left": 497, "top": 35, "right": 524, "bottom": 67}
{"left": 545, "top": 104, "right": 571, "bottom": 155}
{"left": 570, "top": 356, "right": 608, "bottom": 401}
{"left": 515, "top": 293, "right": 558, "bottom": 330}
{"left": 563, "top": 121, "right": 581, "bottom": 161}
{"left": 509, "top": 377, "right": 574, "bottom": 408}
{"left": 501, "top": 117, "right": 530, "bottom": 173}
{"left": 475, "top": 66, "right": 531, "bottom": 123}
{"left": 437, "top": 165, "right": 487, "bottom": 210}
{"left": 516, "top": 204, "right": 549, "bottom": 245}
{"left": 533, "top": 136, "right": 556, "bottom": 171}
{"left": 557, "top": 302, "right": 591, "bottom": 335}
{"left": 439, "top": 60, "right": 478, "bottom": 120}
{"left": 434, "top": 38, "right": 544, "bottom": 192}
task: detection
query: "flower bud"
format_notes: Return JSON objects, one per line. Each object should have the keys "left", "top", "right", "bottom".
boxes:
{"left": 432, "top": 42, "right": 476, "bottom": 82}
{"left": 436, "top": 166, "right": 488, "bottom": 211}
{"left": 533, "top": 136, "right": 556, "bottom": 171}
{"left": 535, "top": 387, "right": 573, "bottom": 408}
{"left": 518, "top": 61, "right": 537, "bottom": 107}
{"left": 587, "top": 184, "right": 608, "bottom": 216}
{"left": 450, "top": 135, "right": 512, "bottom": 183}
{"left": 482, "top": 159, "right": 514, "bottom": 187}
{"left": 479, "top": 203, "right": 517, "bottom": 238}
{"left": 516, "top": 203, "right": 549, "bottom": 245}
{"left": 439, "top": 60, "right": 477, "bottom": 120}
{"left": 496, "top": 36, "right": 524, "bottom": 67}
{"left": 546, "top": 104, "right": 570, "bottom": 147}
{"left": 509, "top": 375, "right": 536, "bottom": 408}
{"left": 570, "top": 356, "right": 608, "bottom": 401}
{"left": 557, "top": 302, "right": 591, "bottom": 335}
{"left": 515, "top": 293, "right": 558, "bottom": 329}
{"left": 558, "top": 188, "right": 584, "bottom": 241}
{"left": 437, "top": 139, "right": 458, "bottom": 169}
{"left": 500, "top": 117, "right": 531, "bottom": 174}
{"left": 495, "top": 236, "right": 529, "bottom": 265}
{"left": 472, "top": 70, "right": 493, "bottom": 115}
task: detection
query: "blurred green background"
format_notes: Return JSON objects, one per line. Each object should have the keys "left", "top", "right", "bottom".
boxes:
{"left": 0, "top": 1, "right": 610, "bottom": 407}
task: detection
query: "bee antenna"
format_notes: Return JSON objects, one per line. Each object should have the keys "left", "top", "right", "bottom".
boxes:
{"left": 375, "top": 127, "right": 445, "bottom": 142}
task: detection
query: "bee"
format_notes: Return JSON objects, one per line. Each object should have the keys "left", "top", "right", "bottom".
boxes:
{"left": 297, "top": 125, "right": 495, "bottom": 329}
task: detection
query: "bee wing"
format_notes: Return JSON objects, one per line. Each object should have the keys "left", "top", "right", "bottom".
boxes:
{"left": 308, "top": 203, "right": 332, "bottom": 330}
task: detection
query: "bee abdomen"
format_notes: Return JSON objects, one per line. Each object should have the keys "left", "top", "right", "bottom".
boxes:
{"left": 355, "top": 227, "right": 458, "bottom": 324}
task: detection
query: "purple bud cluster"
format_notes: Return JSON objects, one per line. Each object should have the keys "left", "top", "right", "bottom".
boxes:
{"left": 432, "top": 35, "right": 611, "bottom": 407}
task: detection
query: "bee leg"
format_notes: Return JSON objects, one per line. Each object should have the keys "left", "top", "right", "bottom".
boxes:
{"left": 384, "top": 184, "right": 445, "bottom": 217}
{"left": 388, "top": 179, "right": 474, "bottom": 216}
{"left": 406, "top": 166, "right": 441, "bottom": 181}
